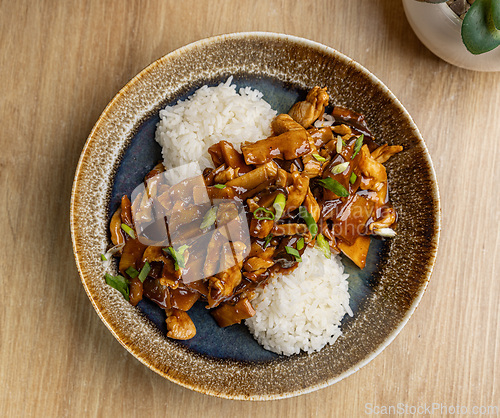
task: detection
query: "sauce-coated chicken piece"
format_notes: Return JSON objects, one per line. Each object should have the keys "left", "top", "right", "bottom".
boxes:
{"left": 288, "top": 86, "right": 329, "bottom": 128}
{"left": 165, "top": 308, "right": 197, "bottom": 340}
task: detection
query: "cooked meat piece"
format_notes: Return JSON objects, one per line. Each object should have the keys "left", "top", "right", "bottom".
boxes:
{"left": 284, "top": 172, "right": 309, "bottom": 213}
{"left": 241, "top": 130, "right": 311, "bottom": 165}
{"left": 288, "top": 86, "right": 329, "bottom": 128}
{"left": 358, "top": 145, "right": 387, "bottom": 190}
{"left": 304, "top": 189, "right": 321, "bottom": 223}
{"left": 368, "top": 205, "right": 397, "bottom": 232}
{"left": 271, "top": 113, "right": 305, "bottom": 134}
{"left": 243, "top": 256, "right": 274, "bottom": 272}
{"left": 249, "top": 218, "right": 274, "bottom": 239}
{"left": 165, "top": 308, "right": 196, "bottom": 340}
{"left": 142, "top": 245, "right": 169, "bottom": 264}
{"left": 226, "top": 161, "right": 278, "bottom": 190}
{"left": 302, "top": 134, "right": 323, "bottom": 178}
{"left": 207, "top": 263, "right": 243, "bottom": 307}
{"left": 210, "top": 298, "right": 256, "bottom": 327}
{"left": 371, "top": 144, "right": 403, "bottom": 164}
{"left": 203, "top": 229, "right": 223, "bottom": 277}
{"left": 308, "top": 127, "right": 334, "bottom": 148}
{"left": 213, "top": 166, "right": 238, "bottom": 184}
{"left": 219, "top": 140, "right": 253, "bottom": 174}
{"left": 332, "top": 124, "right": 352, "bottom": 136}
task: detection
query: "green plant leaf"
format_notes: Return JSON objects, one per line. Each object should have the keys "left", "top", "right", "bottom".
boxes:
{"left": 462, "top": 0, "right": 500, "bottom": 54}
{"left": 492, "top": 0, "right": 500, "bottom": 29}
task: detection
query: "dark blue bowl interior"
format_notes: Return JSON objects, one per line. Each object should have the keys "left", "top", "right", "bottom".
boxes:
{"left": 109, "top": 74, "right": 386, "bottom": 362}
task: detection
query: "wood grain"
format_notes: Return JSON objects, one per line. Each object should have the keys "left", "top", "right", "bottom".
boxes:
{"left": 0, "top": 0, "right": 498, "bottom": 416}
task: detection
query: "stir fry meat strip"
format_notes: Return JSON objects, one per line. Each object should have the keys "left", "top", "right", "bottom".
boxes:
{"left": 108, "top": 86, "right": 402, "bottom": 339}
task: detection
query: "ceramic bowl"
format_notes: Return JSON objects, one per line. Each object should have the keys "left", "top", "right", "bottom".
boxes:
{"left": 70, "top": 32, "right": 440, "bottom": 400}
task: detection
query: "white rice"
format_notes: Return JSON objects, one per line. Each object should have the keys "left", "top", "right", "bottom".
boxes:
{"left": 155, "top": 79, "right": 351, "bottom": 356}
{"left": 156, "top": 76, "right": 277, "bottom": 170}
{"left": 245, "top": 247, "right": 352, "bottom": 356}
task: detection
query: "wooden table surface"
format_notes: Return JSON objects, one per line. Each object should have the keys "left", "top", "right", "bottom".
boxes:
{"left": 1, "top": 0, "right": 499, "bottom": 416}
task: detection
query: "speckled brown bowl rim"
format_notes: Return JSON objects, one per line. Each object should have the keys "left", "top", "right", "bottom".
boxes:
{"left": 70, "top": 32, "right": 441, "bottom": 400}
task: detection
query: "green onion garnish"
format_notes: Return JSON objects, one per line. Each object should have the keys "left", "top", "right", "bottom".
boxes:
{"left": 285, "top": 246, "right": 302, "bottom": 262}
{"left": 200, "top": 206, "right": 218, "bottom": 229}
{"left": 297, "top": 237, "right": 305, "bottom": 251}
{"left": 164, "top": 245, "right": 189, "bottom": 271}
{"left": 331, "top": 162, "right": 349, "bottom": 175}
{"left": 121, "top": 223, "right": 136, "bottom": 239}
{"left": 138, "top": 261, "right": 151, "bottom": 283}
{"left": 351, "top": 134, "right": 364, "bottom": 159}
{"left": 253, "top": 207, "right": 275, "bottom": 221}
{"left": 105, "top": 273, "right": 130, "bottom": 301}
{"left": 264, "top": 234, "right": 273, "bottom": 248}
{"left": 336, "top": 136, "right": 343, "bottom": 154}
{"left": 350, "top": 172, "right": 357, "bottom": 184}
{"left": 312, "top": 154, "right": 326, "bottom": 162}
{"left": 125, "top": 266, "right": 139, "bottom": 279}
{"left": 317, "top": 178, "right": 349, "bottom": 197}
{"left": 273, "top": 193, "right": 286, "bottom": 221}
{"left": 213, "top": 184, "right": 226, "bottom": 189}
{"left": 316, "top": 234, "right": 331, "bottom": 259}
{"left": 100, "top": 254, "right": 107, "bottom": 261}
{"left": 298, "top": 206, "right": 318, "bottom": 237}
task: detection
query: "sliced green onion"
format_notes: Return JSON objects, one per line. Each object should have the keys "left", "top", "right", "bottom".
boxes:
{"left": 298, "top": 206, "right": 318, "bottom": 237}
{"left": 336, "top": 136, "right": 343, "bottom": 154}
{"left": 125, "top": 266, "right": 139, "bottom": 279}
{"left": 351, "top": 134, "right": 364, "bottom": 159}
{"left": 297, "top": 237, "right": 305, "bottom": 251}
{"left": 138, "top": 261, "right": 151, "bottom": 283}
{"left": 373, "top": 228, "right": 397, "bottom": 238}
{"left": 100, "top": 254, "right": 107, "bottom": 261}
{"left": 312, "top": 153, "right": 326, "bottom": 162}
{"left": 264, "top": 234, "right": 273, "bottom": 248}
{"left": 121, "top": 223, "right": 136, "bottom": 239}
{"left": 213, "top": 184, "right": 226, "bottom": 189}
{"left": 317, "top": 177, "right": 349, "bottom": 197}
{"left": 285, "top": 246, "right": 302, "bottom": 262}
{"left": 253, "top": 207, "right": 275, "bottom": 221}
{"left": 200, "top": 206, "right": 218, "bottom": 229}
{"left": 316, "top": 234, "right": 331, "bottom": 259}
{"left": 105, "top": 273, "right": 129, "bottom": 301}
{"left": 331, "top": 162, "right": 349, "bottom": 175}
{"left": 273, "top": 193, "right": 286, "bottom": 221}
{"left": 350, "top": 172, "right": 357, "bottom": 184}
{"left": 164, "top": 245, "right": 189, "bottom": 271}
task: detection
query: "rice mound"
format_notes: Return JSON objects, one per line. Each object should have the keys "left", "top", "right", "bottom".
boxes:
{"left": 246, "top": 247, "right": 352, "bottom": 356}
{"left": 156, "top": 76, "right": 277, "bottom": 169}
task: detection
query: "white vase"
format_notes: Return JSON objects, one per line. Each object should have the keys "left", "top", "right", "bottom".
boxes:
{"left": 402, "top": 0, "right": 500, "bottom": 71}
